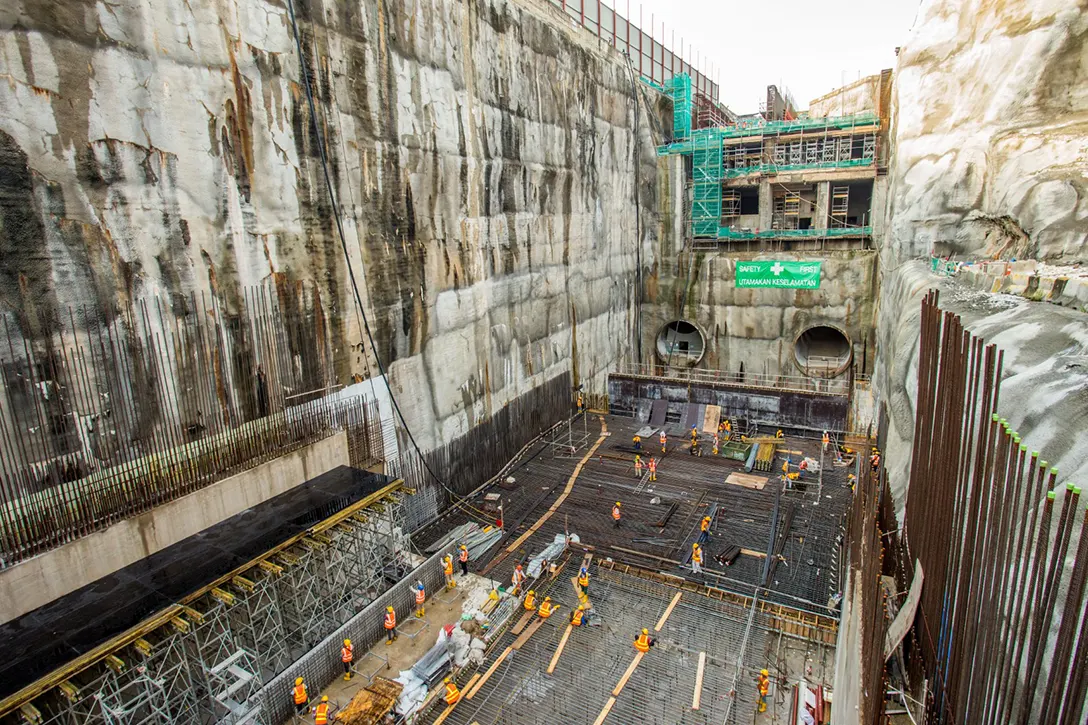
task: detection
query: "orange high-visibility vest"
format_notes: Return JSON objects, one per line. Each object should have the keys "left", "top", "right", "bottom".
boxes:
{"left": 444, "top": 558, "right": 454, "bottom": 575}
{"left": 701, "top": 518, "right": 710, "bottom": 532}
{"left": 341, "top": 644, "right": 353, "bottom": 662}
{"left": 758, "top": 675, "right": 769, "bottom": 695}
{"left": 578, "top": 572, "right": 589, "bottom": 587}
{"left": 315, "top": 703, "right": 329, "bottom": 724}
{"left": 693, "top": 547, "right": 702, "bottom": 563}
{"left": 459, "top": 548, "right": 468, "bottom": 563}
{"left": 445, "top": 682, "right": 461, "bottom": 705}
{"left": 416, "top": 588, "right": 426, "bottom": 605}
{"left": 612, "top": 506, "right": 621, "bottom": 520}
{"left": 538, "top": 601, "right": 555, "bottom": 618}
{"left": 660, "top": 432, "right": 666, "bottom": 443}
{"left": 635, "top": 633, "right": 650, "bottom": 652}
{"left": 648, "top": 459, "right": 657, "bottom": 472}
{"left": 384, "top": 611, "right": 396, "bottom": 629}
{"left": 293, "top": 684, "right": 307, "bottom": 704}
{"left": 571, "top": 609, "right": 585, "bottom": 626}
{"left": 524, "top": 592, "right": 536, "bottom": 610}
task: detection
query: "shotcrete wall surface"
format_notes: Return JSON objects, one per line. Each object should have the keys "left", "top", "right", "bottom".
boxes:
{"left": 875, "top": 261, "right": 1088, "bottom": 510}
{"left": 642, "top": 248, "right": 879, "bottom": 378}
{"left": 884, "top": 0, "right": 1088, "bottom": 264}
{"left": 0, "top": 0, "right": 661, "bottom": 450}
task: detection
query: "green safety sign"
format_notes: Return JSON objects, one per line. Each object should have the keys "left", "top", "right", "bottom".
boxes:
{"left": 735, "top": 260, "right": 822, "bottom": 289}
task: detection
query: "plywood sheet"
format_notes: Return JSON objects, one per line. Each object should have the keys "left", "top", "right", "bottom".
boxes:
{"left": 702, "top": 405, "right": 721, "bottom": 433}
{"left": 725, "top": 472, "right": 768, "bottom": 490}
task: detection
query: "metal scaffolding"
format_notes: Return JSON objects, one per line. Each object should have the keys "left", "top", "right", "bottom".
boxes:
{"left": 1, "top": 488, "right": 411, "bottom": 725}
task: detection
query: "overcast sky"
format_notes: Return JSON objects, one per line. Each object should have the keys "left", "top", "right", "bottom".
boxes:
{"left": 613, "top": 0, "right": 923, "bottom": 113}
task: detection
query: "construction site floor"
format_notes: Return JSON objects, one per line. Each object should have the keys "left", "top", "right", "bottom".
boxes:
{"left": 413, "top": 413, "right": 848, "bottom": 724}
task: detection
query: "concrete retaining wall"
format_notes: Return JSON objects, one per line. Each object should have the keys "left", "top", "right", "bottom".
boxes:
{"left": 0, "top": 431, "right": 348, "bottom": 625}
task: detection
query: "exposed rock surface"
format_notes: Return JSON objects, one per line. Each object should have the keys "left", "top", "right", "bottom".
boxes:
{"left": 0, "top": 0, "right": 662, "bottom": 446}
{"left": 884, "top": 0, "right": 1088, "bottom": 264}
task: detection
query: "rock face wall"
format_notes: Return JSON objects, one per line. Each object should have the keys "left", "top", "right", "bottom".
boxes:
{"left": 0, "top": 0, "right": 660, "bottom": 448}
{"left": 884, "top": 0, "right": 1088, "bottom": 264}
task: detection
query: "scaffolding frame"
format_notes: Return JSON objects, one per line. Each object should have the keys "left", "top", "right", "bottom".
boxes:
{"left": 2, "top": 488, "right": 410, "bottom": 725}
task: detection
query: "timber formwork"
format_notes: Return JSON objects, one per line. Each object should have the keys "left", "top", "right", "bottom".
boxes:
{"left": 0, "top": 478, "right": 411, "bottom": 725}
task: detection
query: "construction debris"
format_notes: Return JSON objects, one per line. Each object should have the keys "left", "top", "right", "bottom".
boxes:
{"left": 334, "top": 677, "right": 401, "bottom": 724}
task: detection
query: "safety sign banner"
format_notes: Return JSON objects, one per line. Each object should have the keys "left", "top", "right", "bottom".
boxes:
{"left": 735, "top": 261, "right": 822, "bottom": 289}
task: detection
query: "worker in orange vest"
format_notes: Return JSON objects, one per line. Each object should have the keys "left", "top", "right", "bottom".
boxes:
{"left": 576, "top": 391, "right": 584, "bottom": 412}
{"left": 415, "top": 582, "right": 426, "bottom": 618}
{"left": 314, "top": 695, "right": 331, "bottom": 724}
{"left": 870, "top": 448, "right": 881, "bottom": 472}
{"left": 775, "top": 429, "right": 784, "bottom": 439}
{"left": 292, "top": 676, "right": 308, "bottom": 715}
{"left": 571, "top": 604, "right": 586, "bottom": 626}
{"left": 612, "top": 501, "right": 622, "bottom": 528}
{"left": 659, "top": 430, "right": 667, "bottom": 453}
{"left": 698, "top": 515, "right": 712, "bottom": 544}
{"left": 341, "top": 638, "right": 354, "bottom": 680}
{"left": 633, "top": 433, "right": 642, "bottom": 451}
{"left": 458, "top": 544, "right": 469, "bottom": 576}
{"left": 634, "top": 454, "right": 643, "bottom": 478}
{"left": 443, "top": 555, "right": 455, "bottom": 590}
{"left": 692, "top": 543, "right": 704, "bottom": 574}
{"left": 578, "top": 566, "right": 590, "bottom": 598}
{"left": 383, "top": 605, "right": 398, "bottom": 644}
{"left": 634, "top": 627, "right": 655, "bottom": 653}
{"left": 537, "top": 596, "right": 560, "bottom": 619}
{"left": 524, "top": 589, "right": 536, "bottom": 610}
{"left": 648, "top": 456, "right": 658, "bottom": 482}
{"left": 822, "top": 431, "right": 830, "bottom": 450}
{"left": 444, "top": 677, "right": 461, "bottom": 705}
{"left": 712, "top": 433, "right": 720, "bottom": 455}
{"left": 757, "top": 669, "right": 770, "bottom": 712}
{"left": 511, "top": 563, "right": 526, "bottom": 595}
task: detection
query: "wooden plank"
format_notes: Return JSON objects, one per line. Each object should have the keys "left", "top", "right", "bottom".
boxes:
{"left": 463, "top": 673, "right": 481, "bottom": 694}
{"left": 503, "top": 420, "right": 609, "bottom": 554}
{"left": 611, "top": 651, "right": 646, "bottom": 696}
{"left": 702, "top": 405, "right": 721, "bottom": 433}
{"left": 432, "top": 703, "right": 456, "bottom": 725}
{"left": 464, "top": 646, "right": 511, "bottom": 700}
{"left": 512, "top": 617, "right": 547, "bottom": 650}
{"left": 511, "top": 609, "right": 535, "bottom": 635}
{"left": 692, "top": 651, "right": 706, "bottom": 710}
{"left": 725, "top": 472, "right": 768, "bottom": 489}
{"left": 655, "top": 592, "right": 682, "bottom": 632}
{"left": 592, "top": 697, "right": 617, "bottom": 725}
{"left": 547, "top": 623, "right": 574, "bottom": 674}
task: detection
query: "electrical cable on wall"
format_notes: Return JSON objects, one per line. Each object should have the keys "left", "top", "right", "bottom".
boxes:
{"left": 284, "top": 0, "right": 493, "bottom": 526}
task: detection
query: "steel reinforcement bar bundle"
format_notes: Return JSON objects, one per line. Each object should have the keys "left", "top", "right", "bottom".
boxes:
{"left": 899, "top": 289, "right": 1088, "bottom": 725}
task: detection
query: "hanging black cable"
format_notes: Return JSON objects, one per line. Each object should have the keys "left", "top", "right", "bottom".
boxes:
{"left": 284, "top": 0, "right": 489, "bottom": 523}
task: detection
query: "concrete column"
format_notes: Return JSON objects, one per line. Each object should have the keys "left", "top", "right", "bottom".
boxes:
{"left": 871, "top": 176, "right": 889, "bottom": 240}
{"left": 758, "top": 179, "right": 773, "bottom": 231}
{"left": 815, "top": 182, "right": 830, "bottom": 230}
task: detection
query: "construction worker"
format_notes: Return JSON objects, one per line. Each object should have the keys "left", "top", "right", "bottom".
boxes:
{"left": 612, "top": 501, "right": 622, "bottom": 528}
{"left": 870, "top": 448, "right": 881, "bottom": 472}
{"left": 443, "top": 677, "right": 461, "bottom": 705}
{"left": 524, "top": 589, "right": 537, "bottom": 610}
{"left": 723, "top": 419, "right": 732, "bottom": 439}
{"left": 459, "top": 544, "right": 469, "bottom": 576}
{"left": 690, "top": 425, "right": 699, "bottom": 443}
{"left": 576, "top": 391, "right": 584, "bottom": 412}
{"left": 571, "top": 604, "right": 586, "bottom": 626}
{"left": 537, "top": 596, "right": 560, "bottom": 619}
{"left": 822, "top": 431, "right": 830, "bottom": 451}
{"left": 415, "top": 582, "right": 426, "bottom": 618}
{"left": 512, "top": 563, "right": 526, "bottom": 594}
{"left": 648, "top": 456, "right": 657, "bottom": 482}
{"left": 690, "top": 437, "right": 701, "bottom": 456}
{"left": 692, "top": 543, "right": 703, "bottom": 574}
{"left": 293, "top": 676, "right": 308, "bottom": 716}
{"left": 314, "top": 695, "right": 331, "bottom": 724}
{"left": 712, "top": 433, "right": 720, "bottom": 456}
{"left": 341, "top": 638, "right": 354, "bottom": 680}
{"left": 798, "top": 458, "right": 809, "bottom": 478}
{"left": 383, "top": 605, "right": 397, "bottom": 644}
{"left": 659, "top": 430, "right": 667, "bottom": 453}
{"left": 632, "top": 433, "right": 642, "bottom": 451}
{"left": 757, "top": 669, "right": 770, "bottom": 712}
{"left": 698, "top": 515, "right": 712, "bottom": 544}
{"left": 775, "top": 429, "right": 784, "bottom": 439}
{"left": 634, "top": 454, "right": 643, "bottom": 478}
{"left": 634, "top": 627, "right": 655, "bottom": 653}
{"left": 578, "top": 566, "right": 590, "bottom": 597}
{"left": 848, "top": 473, "right": 857, "bottom": 492}
{"left": 443, "top": 555, "right": 455, "bottom": 590}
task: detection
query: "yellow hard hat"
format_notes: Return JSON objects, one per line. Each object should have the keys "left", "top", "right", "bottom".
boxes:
{"left": 322, "top": 695, "right": 329, "bottom": 702}
{"left": 578, "top": 604, "right": 585, "bottom": 610}
{"left": 344, "top": 638, "right": 351, "bottom": 646}
{"left": 544, "top": 596, "right": 551, "bottom": 601}
{"left": 693, "top": 542, "right": 699, "bottom": 548}
{"left": 444, "top": 676, "right": 451, "bottom": 683}
{"left": 642, "top": 628, "right": 649, "bottom": 635}
{"left": 761, "top": 669, "right": 768, "bottom": 676}
{"left": 295, "top": 677, "right": 303, "bottom": 685}
{"left": 615, "top": 501, "right": 621, "bottom": 506}
{"left": 460, "top": 544, "right": 467, "bottom": 549}
{"left": 387, "top": 606, "right": 394, "bottom": 613}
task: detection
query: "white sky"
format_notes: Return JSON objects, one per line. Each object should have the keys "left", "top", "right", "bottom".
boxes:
{"left": 613, "top": 0, "right": 923, "bottom": 113}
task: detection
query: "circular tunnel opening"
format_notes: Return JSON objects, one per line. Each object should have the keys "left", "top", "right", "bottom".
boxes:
{"left": 656, "top": 320, "right": 706, "bottom": 366}
{"left": 794, "top": 325, "right": 853, "bottom": 378}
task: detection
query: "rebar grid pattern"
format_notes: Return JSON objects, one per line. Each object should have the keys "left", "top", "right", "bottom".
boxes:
{"left": 1, "top": 494, "right": 409, "bottom": 725}
{"left": 434, "top": 568, "right": 772, "bottom": 725}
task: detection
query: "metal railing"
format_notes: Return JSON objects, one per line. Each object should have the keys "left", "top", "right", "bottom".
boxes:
{"left": 613, "top": 362, "right": 852, "bottom": 396}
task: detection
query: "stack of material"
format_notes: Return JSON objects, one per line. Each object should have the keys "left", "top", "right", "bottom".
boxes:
{"left": 411, "top": 634, "right": 452, "bottom": 685}
{"left": 754, "top": 438, "right": 778, "bottom": 472}
{"left": 424, "top": 522, "right": 503, "bottom": 561}
{"left": 526, "top": 533, "right": 579, "bottom": 577}
{"left": 334, "top": 678, "right": 402, "bottom": 724}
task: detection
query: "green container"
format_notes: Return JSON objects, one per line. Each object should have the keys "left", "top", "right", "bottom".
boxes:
{"left": 720, "top": 441, "right": 753, "bottom": 462}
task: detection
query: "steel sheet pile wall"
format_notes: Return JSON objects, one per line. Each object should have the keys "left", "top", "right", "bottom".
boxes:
{"left": 0, "top": 290, "right": 385, "bottom": 568}
{"left": 897, "top": 290, "right": 1088, "bottom": 724}
{"left": 393, "top": 372, "right": 573, "bottom": 530}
